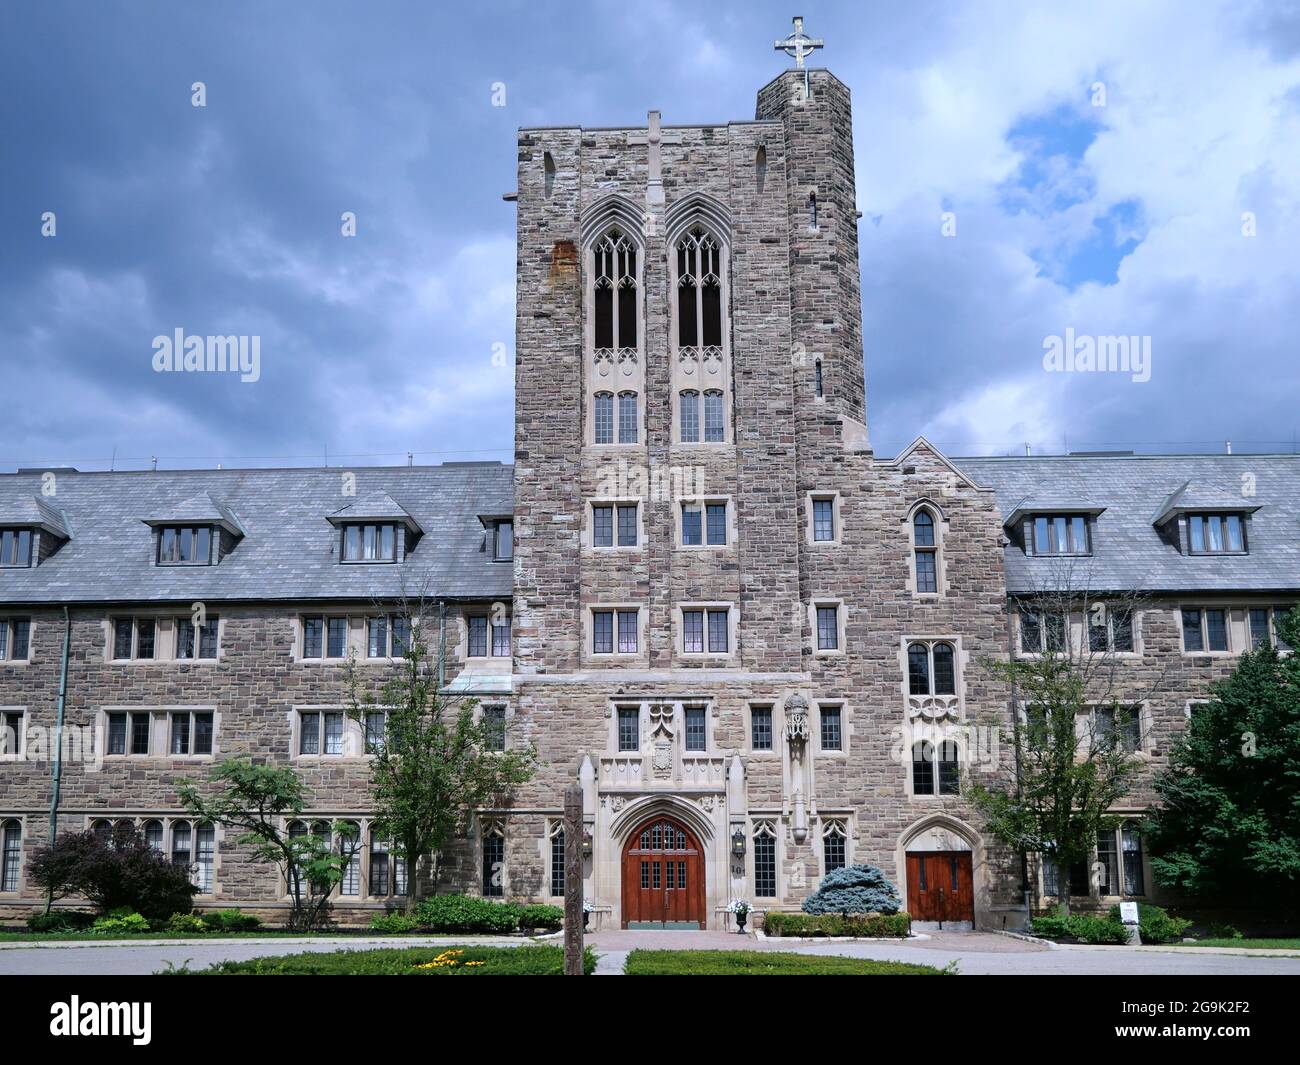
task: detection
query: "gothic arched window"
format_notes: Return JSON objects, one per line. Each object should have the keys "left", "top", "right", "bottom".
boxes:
{"left": 913, "top": 508, "right": 939, "bottom": 594}
{"left": 618, "top": 391, "right": 638, "bottom": 444}
{"left": 679, "top": 390, "right": 700, "bottom": 443}
{"left": 908, "top": 641, "right": 958, "bottom": 697}
{"left": 594, "top": 392, "right": 614, "bottom": 444}
{"left": 704, "top": 390, "right": 725, "bottom": 442}
{"left": 593, "top": 229, "right": 638, "bottom": 352}
{"left": 677, "top": 226, "right": 723, "bottom": 349}
{"left": 911, "top": 741, "right": 934, "bottom": 794}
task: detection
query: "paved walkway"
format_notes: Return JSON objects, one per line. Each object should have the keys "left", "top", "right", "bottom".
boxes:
{"left": 2, "top": 930, "right": 1297, "bottom": 975}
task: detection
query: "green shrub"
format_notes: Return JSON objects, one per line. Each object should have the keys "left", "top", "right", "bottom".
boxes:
{"left": 91, "top": 908, "right": 152, "bottom": 935}
{"left": 1107, "top": 903, "right": 1191, "bottom": 944}
{"left": 762, "top": 911, "right": 911, "bottom": 938}
{"left": 1065, "top": 913, "right": 1129, "bottom": 944}
{"left": 198, "top": 908, "right": 262, "bottom": 933}
{"left": 413, "top": 895, "right": 520, "bottom": 934}
{"left": 1029, "top": 914, "right": 1071, "bottom": 939}
{"left": 166, "top": 913, "right": 208, "bottom": 934}
{"left": 518, "top": 904, "right": 564, "bottom": 931}
{"left": 624, "top": 949, "right": 942, "bottom": 975}
{"left": 25, "top": 910, "right": 96, "bottom": 933}
{"left": 801, "top": 864, "right": 902, "bottom": 916}
{"left": 370, "top": 912, "right": 421, "bottom": 934}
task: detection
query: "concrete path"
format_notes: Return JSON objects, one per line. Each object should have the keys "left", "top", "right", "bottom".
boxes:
{"left": 3, "top": 929, "right": 1297, "bottom": 975}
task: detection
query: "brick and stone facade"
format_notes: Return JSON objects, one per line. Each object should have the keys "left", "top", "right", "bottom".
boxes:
{"left": 2, "top": 63, "right": 1296, "bottom": 930}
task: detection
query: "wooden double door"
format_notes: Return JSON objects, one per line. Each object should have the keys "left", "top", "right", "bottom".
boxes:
{"left": 621, "top": 816, "right": 706, "bottom": 929}
{"left": 906, "top": 851, "right": 974, "bottom": 925}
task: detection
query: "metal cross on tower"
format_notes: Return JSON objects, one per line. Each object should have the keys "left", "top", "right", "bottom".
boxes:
{"left": 774, "top": 16, "right": 824, "bottom": 98}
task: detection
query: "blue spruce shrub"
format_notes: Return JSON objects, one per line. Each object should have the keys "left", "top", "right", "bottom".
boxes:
{"left": 801, "top": 864, "right": 902, "bottom": 916}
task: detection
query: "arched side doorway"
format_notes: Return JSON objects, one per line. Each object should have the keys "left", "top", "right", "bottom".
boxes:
{"left": 899, "top": 816, "right": 980, "bottom": 930}
{"left": 621, "top": 815, "right": 706, "bottom": 929}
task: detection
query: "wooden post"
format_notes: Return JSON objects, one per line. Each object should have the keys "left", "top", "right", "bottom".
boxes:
{"left": 563, "top": 785, "right": 584, "bottom": 975}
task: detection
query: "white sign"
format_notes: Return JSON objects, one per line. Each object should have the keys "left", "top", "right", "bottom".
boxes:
{"left": 1119, "top": 901, "right": 1140, "bottom": 924}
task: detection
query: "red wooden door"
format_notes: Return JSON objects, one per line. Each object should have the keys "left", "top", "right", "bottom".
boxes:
{"left": 906, "top": 852, "right": 974, "bottom": 925}
{"left": 621, "top": 816, "right": 705, "bottom": 928}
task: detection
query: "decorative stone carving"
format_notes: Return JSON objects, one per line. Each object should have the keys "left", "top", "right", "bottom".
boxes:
{"left": 908, "top": 694, "right": 962, "bottom": 723}
{"left": 783, "top": 693, "right": 810, "bottom": 744}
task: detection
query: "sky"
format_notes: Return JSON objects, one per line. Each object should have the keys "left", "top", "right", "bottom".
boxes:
{"left": 2, "top": 0, "right": 1299, "bottom": 471}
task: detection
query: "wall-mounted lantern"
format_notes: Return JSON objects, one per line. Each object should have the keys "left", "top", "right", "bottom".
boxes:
{"left": 731, "top": 827, "right": 747, "bottom": 857}
{"left": 582, "top": 828, "right": 594, "bottom": 858}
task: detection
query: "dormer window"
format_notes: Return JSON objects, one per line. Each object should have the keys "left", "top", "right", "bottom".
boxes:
{"left": 0, "top": 529, "right": 33, "bottom": 568}
{"left": 341, "top": 523, "right": 397, "bottom": 563}
{"left": 1187, "top": 513, "right": 1245, "bottom": 554}
{"left": 157, "top": 525, "right": 213, "bottom": 566}
{"left": 1031, "top": 514, "right": 1090, "bottom": 556}
{"left": 493, "top": 520, "right": 513, "bottom": 561}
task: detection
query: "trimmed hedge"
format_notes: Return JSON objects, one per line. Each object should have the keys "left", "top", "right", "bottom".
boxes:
{"left": 193, "top": 945, "right": 595, "bottom": 975}
{"left": 518, "top": 904, "right": 564, "bottom": 931}
{"left": 91, "top": 908, "right": 151, "bottom": 935}
{"left": 166, "top": 913, "right": 208, "bottom": 934}
{"left": 1031, "top": 904, "right": 1190, "bottom": 946}
{"left": 763, "top": 911, "right": 911, "bottom": 938}
{"left": 625, "top": 949, "right": 942, "bottom": 975}
{"left": 414, "top": 895, "right": 521, "bottom": 934}
{"left": 26, "top": 910, "right": 96, "bottom": 933}
{"left": 199, "top": 908, "right": 262, "bottom": 933}
{"left": 369, "top": 912, "right": 421, "bottom": 934}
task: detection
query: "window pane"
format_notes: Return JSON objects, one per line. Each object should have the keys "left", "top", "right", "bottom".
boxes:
{"left": 679, "top": 391, "right": 699, "bottom": 442}
{"left": 751, "top": 707, "right": 772, "bottom": 751}
{"left": 707, "top": 609, "right": 728, "bottom": 653}
{"left": 753, "top": 833, "right": 776, "bottom": 897}
{"left": 496, "top": 521, "right": 512, "bottom": 560}
{"left": 594, "top": 393, "right": 614, "bottom": 444}
{"left": 1021, "top": 610, "right": 1041, "bottom": 652}
{"left": 365, "top": 712, "right": 386, "bottom": 754}
{"left": 491, "top": 620, "right": 511, "bottom": 657}
{"left": 681, "top": 505, "right": 702, "bottom": 546}
{"left": 199, "top": 619, "right": 219, "bottom": 659}
{"left": 113, "top": 619, "right": 133, "bottom": 660}
{"left": 1045, "top": 613, "right": 1066, "bottom": 653}
{"left": 1121, "top": 822, "right": 1145, "bottom": 895}
{"left": 706, "top": 503, "right": 727, "bottom": 545}
{"left": 484, "top": 707, "right": 506, "bottom": 752}
{"left": 912, "top": 742, "right": 934, "bottom": 794}
{"left": 1182, "top": 609, "right": 1203, "bottom": 651}
{"left": 363, "top": 524, "right": 377, "bottom": 560}
{"left": 916, "top": 549, "right": 937, "bottom": 593}
{"left": 300, "top": 712, "right": 320, "bottom": 755}
{"left": 195, "top": 824, "right": 215, "bottom": 892}
{"left": 108, "top": 713, "right": 127, "bottom": 755}
{"left": 482, "top": 830, "right": 504, "bottom": 897}
{"left": 1189, "top": 516, "right": 1205, "bottom": 553}
{"left": 813, "top": 499, "right": 834, "bottom": 541}
{"left": 381, "top": 524, "right": 396, "bottom": 560}
{"left": 468, "top": 616, "right": 488, "bottom": 657}
{"left": 1225, "top": 514, "right": 1243, "bottom": 552}
{"left": 823, "top": 826, "right": 845, "bottom": 873}
{"left": 367, "top": 616, "right": 387, "bottom": 658}
{"left": 130, "top": 714, "right": 150, "bottom": 755}
{"left": 194, "top": 713, "right": 214, "bottom": 755}
{"left": 685, "top": 707, "right": 706, "bottom": 752}
{"left": 323, "top": 713, "right": 344, "bottom": 755}
{"left": 1070, "top": 516, "right": 1087, "bottom": 552}
{"left": 617, "top": 505, "right": 637, "bottom": 546}
{"left": 303, "top": 616, "right": 323, "bottom": 658}
{"left": 618, "top": 392, "right": 638, "bottom": 443}
{"left": 195, "top": 526, "right": 211, "bottom": 563}
{"left": 593, "top": 611, "right": 614, "bottom": 654}
{"left": 932, "top": 643, "right": 956, "bottom": 695}
{"left": 820, "top": 707, "right": 841, "bottom": 750}
{"left": 913, "top": 512, "right": 935, "bottom": 547}
{"left": 1249, "top": 607, "right": 1271, "bottom": 650}
{"left": 617, "top": 610, "right": 637, "bottom": 653}
{"left": 593, "top": 505, "right": 613, "bottom": 547}
{"left": 1096, "top": 829, "right": 1118, "bottom": 895}
{"left": 907, "top": 643, "right": 930, "bottom": 695}
{"left": 176, "top": 620, "right": 194, "bottom": 659}
{"left": 1112, "top": 610, "right": 1133, "bottom": 652}
{"left": 391, "top": 617, "right": 410, "bottom": 656}
{"left": 816, "top": 606, "right": 838, "bottom": 650}
{"left": 1206, "top": 516, "right": 1223, "bottom": 552}
{"left": 136, "top": 619, "right": 155, "bottom": 659}
{"left": 344, "top": 525, "right": 361, "bottom": 560}
{"left": 170, "top": 714, "right": 190, "bottom": 755}
{"left": 1033, "top": 516, "right": 1048, "bottom": 553}
{"left": 327, "top": 618, "right": 347, "bottom": 658}
{"left": 682, "top": 610, "right": 704, "bottom": 653}
{"left": 618, "top": 707, "right": 639, "bottom": 751}
{"left": 703, "top": 391, "right": 724, "bottom": 442}
{"left": 1206, "top": 609, "right": 1228, "bottom": 651}
{"left": 938, "top": 740, "right": 960, "bottom": 794}
{"left": 550, "top": 828, "right": 565, "bottom": 897}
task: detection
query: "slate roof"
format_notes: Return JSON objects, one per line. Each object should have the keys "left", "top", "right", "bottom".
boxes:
{"left": 0, "top": 464, "right": 513, "bottom": 604}
{"left": 0, "top": 495, "right": 72, "bottom": 538}
{"left": 952, "top": 454, "right": 1300, "bottom": 595}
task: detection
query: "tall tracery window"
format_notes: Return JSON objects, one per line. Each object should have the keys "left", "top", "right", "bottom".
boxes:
{"left": 593, "top": 229, "right": 638, "bottom": 352}
{"left": 677, "top": 226, "right": 722, "bottom": 350}
{"left": 822, "top": 819, "right": 847, "bottom": 872}
{"left": 482, "top": 821, "right": 505, "bottom": 897}
{"left": 752, "top": 820, "right": 777, "bottom": 898}
{"left": 1, "top": 819, "right": 20, "bottom": 892}
{"left": 907, "top": 641, "right": 957, "bottom": 696}
{"left": 671, "top": 218, "right": 731, "bottom": 444}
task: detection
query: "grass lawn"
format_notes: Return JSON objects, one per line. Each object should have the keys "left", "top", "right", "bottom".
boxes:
{"left": 0, "top": 930, "right": 399, "bottom": 943}
{"left": 623, "top": 949, "right": 945, "bottom": 975}
{"left": 1174, "top": 938, "right": 1300, "bottom": 950}
{"left": 185, "top": 945, "right": 595, "bottom": 975}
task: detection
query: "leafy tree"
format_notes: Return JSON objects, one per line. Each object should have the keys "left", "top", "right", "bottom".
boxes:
{"left": 178, "top": 759, "right": 359, "bottom": 930}
{"left": 1145, "top": 607, "right": 1300, "bottom": 899}
{"left": 28, "top": 823, "right": 198, "bottom": 919}
{"left": 802, "top": 864, "right": 902, "bottom": 916}
{"left": 347, "top": 597, "right": 535, "bottom": 912}
{"left": 966, "top": 576, "right": 1161, "bottom": 915}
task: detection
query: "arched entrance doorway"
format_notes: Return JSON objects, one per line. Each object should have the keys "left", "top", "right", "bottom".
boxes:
{"left": 621, "top": 814, "right": 706, "bottom": 929}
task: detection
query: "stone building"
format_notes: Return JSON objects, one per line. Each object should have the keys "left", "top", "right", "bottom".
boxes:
{"left": 1, "top": 43, "right": 1296, "bottom": 930}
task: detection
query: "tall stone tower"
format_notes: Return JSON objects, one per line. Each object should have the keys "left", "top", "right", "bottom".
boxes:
{"left": 507, "top": 35, "right": 1013, "bottom": 931}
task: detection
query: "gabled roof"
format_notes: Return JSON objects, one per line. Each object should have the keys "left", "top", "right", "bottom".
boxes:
{"left": 952, "top": 454, "right": 1300, "bottom": 594}
{"left": 1150, "top": 480, "right": 1261, "bottom": 526}
{"left": 0, "top": 464, "right": 512, "bottom": 604}
{"left": 0, "top": 496, "right": 72, "bottom": 539}
{"left": 327, "top": 491, "right": 422, "bottom": 534}
{"left": 142, "top": 492, "right": 247, "bottom": 537}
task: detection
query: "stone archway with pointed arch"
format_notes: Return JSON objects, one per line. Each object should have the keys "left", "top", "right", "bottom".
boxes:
{"left": 896, "top": 813, "right": 989, "bottom": 930}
